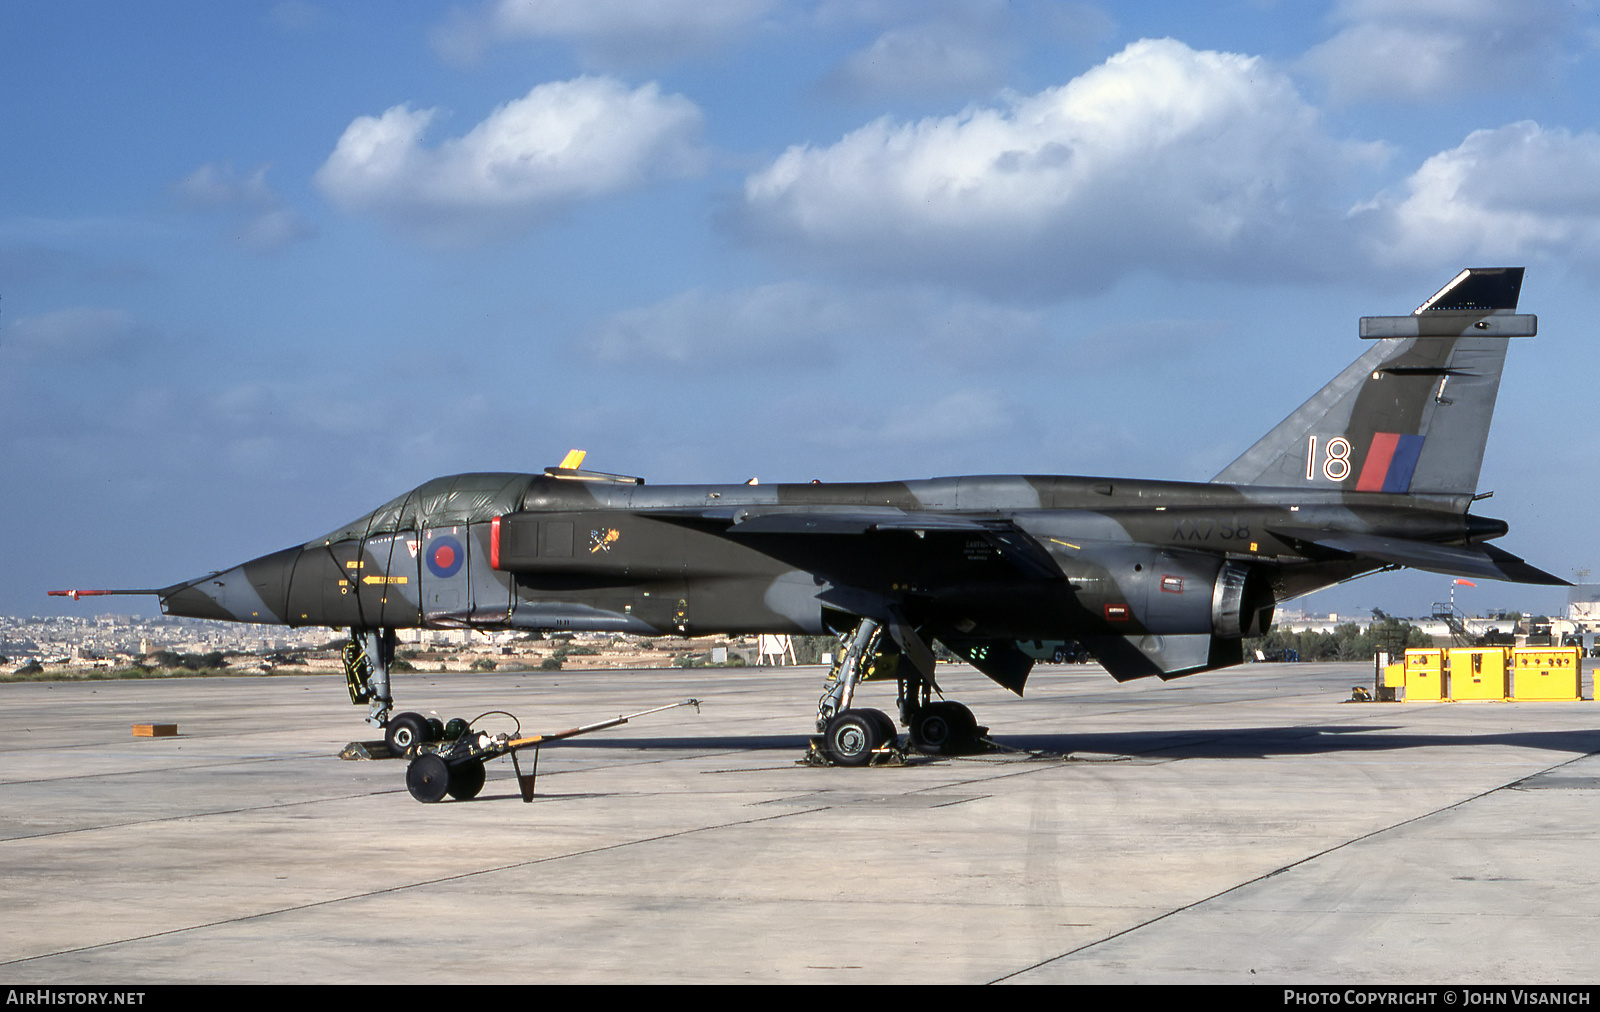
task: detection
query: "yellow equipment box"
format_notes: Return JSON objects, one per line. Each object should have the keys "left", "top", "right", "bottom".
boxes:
{"left": 1511, "top": 646, "right": 1583, "bottom": 701}
{"left": 1376, "top": 661, "right": 1404, "bottom": 702}
{"left": 1403, "top": 649, "right": 1446, "bottom": 701}
{"left": 1400, "top": 645, "right": 1589, "bottom": 702}
{"left": 1382, "top": 661, "right": 1405, "bottom": 687}
{"left": 1447, "top": 647, "right": 1509, "bottom": 701}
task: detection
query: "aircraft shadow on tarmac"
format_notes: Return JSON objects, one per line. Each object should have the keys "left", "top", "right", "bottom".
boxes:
{"left": 528, "top": 725, "right": 1600, "bottom": 761}
{"left": 997, "top": 725, "right": 1600, "bottom": 760}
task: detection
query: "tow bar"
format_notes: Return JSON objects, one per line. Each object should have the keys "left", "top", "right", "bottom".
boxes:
{"left": 403, "top": 699, "right": 702, "bottom": 803}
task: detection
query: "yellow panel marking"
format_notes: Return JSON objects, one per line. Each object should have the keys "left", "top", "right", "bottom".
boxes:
{"left": 345, "top": 560, "right": 364, "bottom": 569}
{"left": 362, "top": 575, "right": 409, "bottom": 585}
{"left": 1048, "top": 538, "right": 1080, "bottom": 550}
{"left": 558, "top": 448, "right": 587, "bottom": 469}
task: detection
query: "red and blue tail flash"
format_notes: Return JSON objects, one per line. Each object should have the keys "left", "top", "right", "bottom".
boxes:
{"left": 1356, "top": 433, "right": 1425, "bottom": 492}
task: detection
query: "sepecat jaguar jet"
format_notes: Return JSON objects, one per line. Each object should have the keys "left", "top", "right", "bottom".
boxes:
{"left": 54, "top": 268, "right": 1564, "bottom": 769}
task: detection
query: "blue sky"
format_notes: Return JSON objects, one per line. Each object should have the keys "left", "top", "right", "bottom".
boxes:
{"left": 4, "top": 0, "right": 1596, "bottom": 622}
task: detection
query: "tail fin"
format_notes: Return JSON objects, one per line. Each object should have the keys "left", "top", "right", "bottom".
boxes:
{"left": 1212, "top": 268, "right": 1535, "bottom": 498}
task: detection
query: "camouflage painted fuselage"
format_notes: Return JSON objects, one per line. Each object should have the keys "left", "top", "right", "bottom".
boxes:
{"left": 156, "top": 469, "right": 1505, "bottom": 677}
{"left": 132, "top": 268, "right": 1561, "bottom": 687}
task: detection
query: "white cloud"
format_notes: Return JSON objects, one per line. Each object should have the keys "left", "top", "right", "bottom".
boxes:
{"left": 875, "top": 388, "right": 1014, "bottom": 445}
{"left": 819, "top": 2, "right": 1113, "bottom": 101}
{"left": 824, "top": 20, "right": 1008, "bottom": 100}
{"left": 587, "top": 283, "right": 1043, "bottom": 368}
{"left": 175, "top": 163, "right": 278, "bottom": 209}
{"left": 737, "top": 38, "right": 1382, "bottom": 296}
{"left": 267, "top": 1, "right": 324, "bottom": 34}
{"left": 590, "top": 284, "right": 840, "bottom": 367}
{"left": 173, "top": 162, "right": 314, "bottom": 253}
{"left": 1362, "top": 121, "right": 1600, "bottom": 268}
{"left": 1301, "top": 0, "right": 1577, "bottom": 103}
{"left": 1068, "top": 318, "right": 1217, "bottom": 374}
{"left": 315, "top": 76, "right": 705, "bottom": 243}
{"left": 235, "top": 209, "right": 315, "bottom": 252}
{"left": 2, "top": 307, "right": 139, "bottom": 363}
{"left": 783, "top": 387, "right": 1020, "bottom": 455}
{"left": 431, "top": 0, "right": 774, "bottom": 68}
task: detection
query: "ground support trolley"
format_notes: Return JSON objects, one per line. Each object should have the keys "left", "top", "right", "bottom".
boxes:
{"left": 403, "top": 700, "right": 701, "bottom": 803}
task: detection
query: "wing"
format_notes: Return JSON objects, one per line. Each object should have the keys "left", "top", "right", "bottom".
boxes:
{"left": 642, "top": 506, "right": 1062, "bottom": 580}
{"left": 642, "top": 505, "right": 1067, "bottom": 693}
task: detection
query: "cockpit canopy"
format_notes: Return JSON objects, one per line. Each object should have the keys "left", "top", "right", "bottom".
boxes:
{"left": 311, "top": 473, "right": 534, "bottom": 545}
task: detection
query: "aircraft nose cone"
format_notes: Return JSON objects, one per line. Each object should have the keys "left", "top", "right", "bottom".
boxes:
{"left": 160, "top": 581, "right": 239, "bottom": 622}
{"left": 159, "top": 547, "right": 301, "bottom": 624}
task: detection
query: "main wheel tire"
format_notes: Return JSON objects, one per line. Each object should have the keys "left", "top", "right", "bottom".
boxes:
{"left": 406, "top": 753, "right": 452, "bottom": 803}
{"left": 860, "top": 708, "right": 897, "bottom": 748}
{"left": 822, "top": 710, "right": 883, "bottom": 767}
{"left": 385, "top": 712, "right": 431, "bottom": 757}
{"left": 911, "top": 702, "right": 977, "bottom": 755}
{"left": 445, "top": 758, "right": 486, "bottom": 801}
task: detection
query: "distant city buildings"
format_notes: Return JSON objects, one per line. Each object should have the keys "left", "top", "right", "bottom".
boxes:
{"left": 0, "top": 613, "right": 781, "bottom": 674}
{"left": 6, "top": 592, "right": 1597, "bottom": 675}
{"left": 0, "top": 613, "right": 333, "bottom": 668}
{"left": 1570, "top": 585, "right": 1600, "bottom": 626}
{"left": 1274, "top": 587, "right": 1598, "bottom": 653}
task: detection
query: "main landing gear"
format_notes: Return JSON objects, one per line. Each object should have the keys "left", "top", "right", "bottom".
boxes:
{"left": 813, "top": 617, "right": 988, "bottom": 766}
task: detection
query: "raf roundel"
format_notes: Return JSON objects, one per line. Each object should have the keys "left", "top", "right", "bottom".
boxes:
{"left": 426, "top": 535, "right": 465, "bottom": 578}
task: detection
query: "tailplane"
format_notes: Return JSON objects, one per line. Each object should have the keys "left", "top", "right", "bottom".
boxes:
{"left": 1213, "top": 268, "right": 1535, "bottom": 499}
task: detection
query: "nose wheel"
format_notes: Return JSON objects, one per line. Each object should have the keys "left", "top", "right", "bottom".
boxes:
{"left": 384, "top": 711, "right": 433, "bottom": 757}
